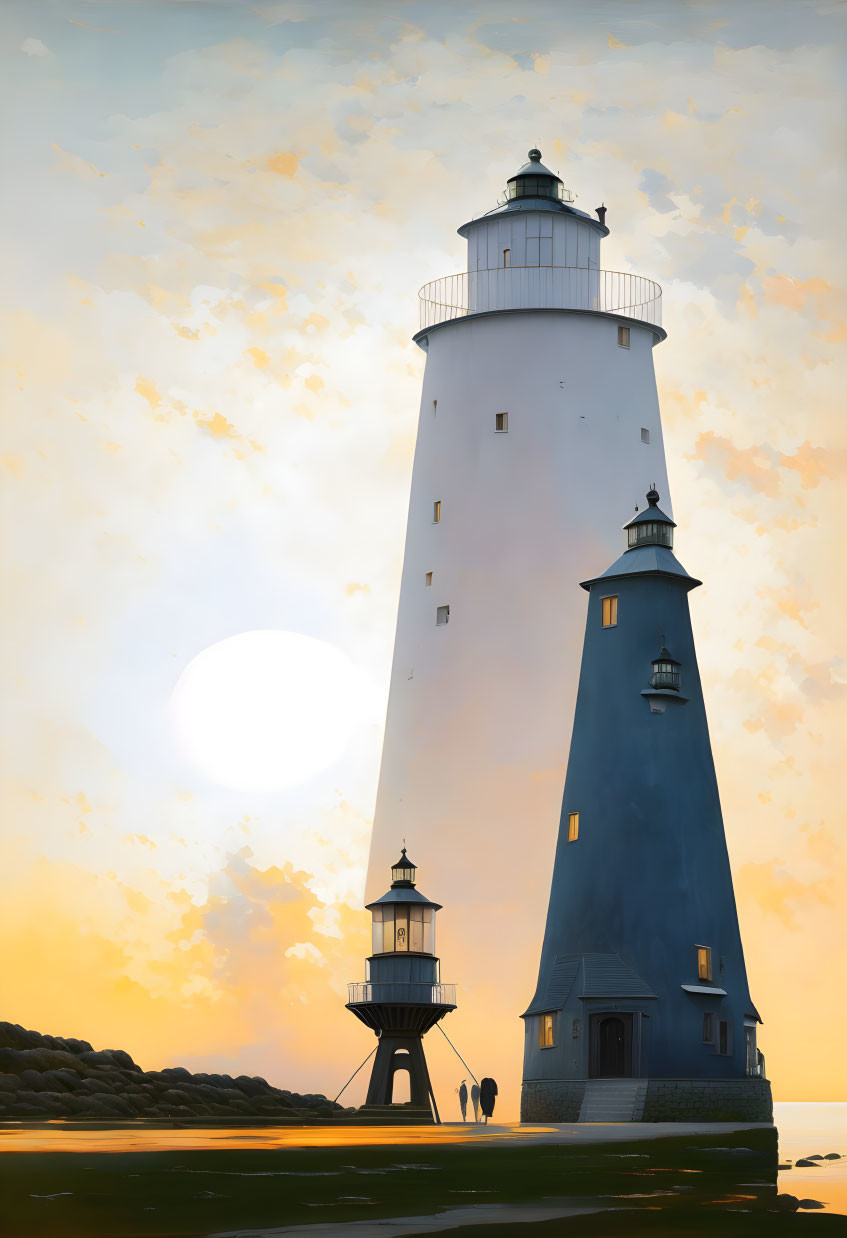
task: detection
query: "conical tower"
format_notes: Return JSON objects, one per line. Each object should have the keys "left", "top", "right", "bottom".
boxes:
{"left": 365, "top": 150, "right": 672, "bottom": 1099}
{"left": 521, "top": 490, "right": 773, "bottom": 1123}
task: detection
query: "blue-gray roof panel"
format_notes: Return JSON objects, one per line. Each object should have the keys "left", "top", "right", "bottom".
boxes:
{"left": 581, "top": 544, "right": 700, "bottom": 590}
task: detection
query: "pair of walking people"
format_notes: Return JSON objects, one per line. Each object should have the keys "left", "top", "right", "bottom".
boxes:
{"left": 457, "top": 1076, "right": 497, "bottom": 1123}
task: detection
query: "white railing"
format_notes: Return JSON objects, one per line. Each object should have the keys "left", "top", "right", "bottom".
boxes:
{"left": 347, "top": 982, "right": 457, "bottom": 1006}
{"left": 419, "top": 267, "right": 662, "bottom": 330}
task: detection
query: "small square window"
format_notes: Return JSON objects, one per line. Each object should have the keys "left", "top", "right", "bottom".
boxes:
{"left": 703, "top": 1012, "right": 715, "bottom": 1044}
{"left": 568, "top": 812, "right": 579, "bottom": 843}
{"left": 601, "top": 595, "right": 618, "bottom": 627}
{"left": 539, "top": 1012, "right": 555, "bottom": 1048}
{"left": 618, "top": 325, "right": 630, "bottom": 348}
{"left": 641, "top": 427, "right": 650, "bottom": 444}
{"left": 436, "top": 605, "right": 450, "bottom": 626}
{"left": 696, "top": 946, "right": 712, "bottom": 981}
{"left": 425, "top": 572, "right": 432, "bottom": 586}
{"left": 433, "top": 500, "right": 441, "bottom": 523}
{"left": 495, "top": 411, "right": 508, "bottom": 433}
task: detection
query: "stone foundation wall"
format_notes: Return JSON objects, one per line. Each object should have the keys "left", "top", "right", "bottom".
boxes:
{"left": 641, "top": 1078, "right": 773, "bottom": 1122}
{"left": 521, "top": 1077, "right": 773, "bottom": 1123}
{"left": 521, "top": 1079, "right": 586, "bottom": 1122}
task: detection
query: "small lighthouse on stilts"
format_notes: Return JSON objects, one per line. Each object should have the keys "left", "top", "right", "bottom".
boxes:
{"left": 346, "top": 850, "right": 456, "bottom": 1122}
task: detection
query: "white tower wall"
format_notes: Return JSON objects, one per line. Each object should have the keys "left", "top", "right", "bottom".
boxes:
{"left": 369, "top": 309, "right": 669, "bottom": 915}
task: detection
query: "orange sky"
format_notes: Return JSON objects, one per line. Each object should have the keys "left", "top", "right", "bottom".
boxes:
{"left": 1, "top": 1, "right": 845, "bottom": 1117}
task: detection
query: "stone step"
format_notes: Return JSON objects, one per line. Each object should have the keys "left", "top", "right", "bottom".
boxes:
{"left": 579, "top": 1079, "right": 647, "bottom": 1122}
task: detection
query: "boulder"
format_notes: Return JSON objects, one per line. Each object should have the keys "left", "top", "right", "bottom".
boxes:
{"left": 160, "top": 1089, "right": 194, "bottom": 1107}
{"left": 18, "top": 1069, "right": 49, "bottom": 1092}
{"left": 0, "top": 1023, "right": 42, "bottom": 1050}
{"left": 26, "top": 1092, "right": 69, "bottom": 1115}
{"left": 8, "top": 1101, "right": 43, "bottom": 1116}
{"left": 774, "top": 1195, "right": 800, "bottom": 1212}
{"left": 107, "top": 1049, "right": 140, "bottom": 1073}
{"left": 63, "top": 1037, "right": 93, "bottom": 1054}
{"left": 78, "top": 1077, "right": 112, "bottom": 1094}
{"left": 233, "top": 1075, "right": 267, "bottom": 1097}
{"left": 160, "top": 1066, "right": 192, "bottom": 1082}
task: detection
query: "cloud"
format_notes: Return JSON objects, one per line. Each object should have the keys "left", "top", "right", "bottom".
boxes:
{"left": 639, "top": 168, "right": 677, "bottom": 213}
{"left": 2, "top": 0, "right": 844, "bottom": 1111}
{"left": 21, "top": 37, "right": 52, "bottom": 58}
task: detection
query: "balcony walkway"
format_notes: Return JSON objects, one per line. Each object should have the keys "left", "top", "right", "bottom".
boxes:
{"left": 347, "top": 982, "right": 457, "bottom": 1007}
{"left": 419, "top": 267, "right": 662, "bottom": 331}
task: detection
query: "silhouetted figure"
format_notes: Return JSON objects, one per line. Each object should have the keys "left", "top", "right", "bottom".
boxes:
{"left": 458, "top": 1079, "right": 468, "bottom": 1121}
{"left": 480, "top": 1076, "right": 498, "bottom": 1124}
{"left": 470, "top": 1081, "right": 480, "bottom": 1122}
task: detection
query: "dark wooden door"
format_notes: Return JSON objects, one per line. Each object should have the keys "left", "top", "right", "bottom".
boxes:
{"left": 589, "top": 1013, "right": 633, "bottom": 1077}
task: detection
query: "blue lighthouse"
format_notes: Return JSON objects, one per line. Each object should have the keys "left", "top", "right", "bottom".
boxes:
{"left": 521, "top": 490, "right": 773, "bottom": 1123}
{"left": 347, "top": 850, "right": 456, "bottom": 1122}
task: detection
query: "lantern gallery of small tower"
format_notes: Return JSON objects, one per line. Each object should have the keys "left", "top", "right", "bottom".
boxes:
{"left": 521, "top": 492, "right": 773, "bottom": 1124}
{"left": 346, "top": 851, "right": 456, "bottom": 1122}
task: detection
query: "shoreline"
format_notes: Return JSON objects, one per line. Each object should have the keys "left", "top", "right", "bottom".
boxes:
{"left": 0, "top": 1118, "right": 776, "bottom": 1154}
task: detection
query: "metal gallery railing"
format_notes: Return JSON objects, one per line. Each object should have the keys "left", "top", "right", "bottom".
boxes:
{"left": 347, "top": 982, "right": 457, "bottom": 1007}
{"left": 418, "top": 267, "right": 662, "bottom": 331}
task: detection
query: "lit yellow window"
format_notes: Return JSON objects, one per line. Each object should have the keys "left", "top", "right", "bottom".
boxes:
{"left": 697, "top": 946, "right": 712, "bottom": 981}
{"left": 601, "top": 595, "right": 618, "bottom": 627}
{"left": 568, "top": 812, "right": 579, "bottom": 843}
{"left": 433, "top": 500, "right": 441, "bottom": 523}
{"left": 539, "top": 1013, "right": 555, "bottom": 1048}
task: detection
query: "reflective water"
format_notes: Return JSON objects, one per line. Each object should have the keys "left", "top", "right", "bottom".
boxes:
{"left": 774, "top": 1102, "right": 847, "bottom": 1215}
{"left": 0, "top": 1103, "right": 842, "bottom": 1234}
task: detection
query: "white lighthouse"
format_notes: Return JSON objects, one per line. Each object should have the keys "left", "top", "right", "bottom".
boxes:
{"left": 366, "top": 151, "right": 672, "bottom": 1096}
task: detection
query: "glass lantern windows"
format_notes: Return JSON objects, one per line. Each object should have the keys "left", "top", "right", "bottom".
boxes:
{"left": 627, "top": 520, "right": 673, "bottom": 549}
{"left": 651, "top": 648, "right": 681, "bottom": 693}
{"left": 391, "top": 848, "right": 416, "bottom": 886}
{"left": 371, "top": 904, "right": 435, "bottom": 955}
{"left": 506, "top": 176, "right": 564, "bottom": 201}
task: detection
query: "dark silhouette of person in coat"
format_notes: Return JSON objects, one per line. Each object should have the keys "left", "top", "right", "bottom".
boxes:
{"left": 480, "top": 1077, "right": 498, "bottom": 1124}
{"left": 470, "top": 1080, "right": 480, "bottom": 1122}
{"left": 457, "top": 1079, "right": 468, "bottom": 1121}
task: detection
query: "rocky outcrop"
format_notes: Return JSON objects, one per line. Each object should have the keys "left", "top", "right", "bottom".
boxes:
{"left": 0, "top": 1023, "right": 344, "bottom": 1121}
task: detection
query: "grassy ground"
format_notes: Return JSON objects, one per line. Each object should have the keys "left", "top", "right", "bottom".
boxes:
{"left": 2, "top": 1125, "right": 840, "bottom": 1237}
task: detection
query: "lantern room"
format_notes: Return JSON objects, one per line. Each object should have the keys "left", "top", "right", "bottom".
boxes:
{"left": 367, "top": 848, "right": 441, "bottom": 958}
{"left": 624, "top": 487, "right": 676, "bottom": 550}
{"left": 505, "top": 148, "right": 571, "bottom": 202}
{"left": 651, "top": 647, "right": 681, "bottom": 693}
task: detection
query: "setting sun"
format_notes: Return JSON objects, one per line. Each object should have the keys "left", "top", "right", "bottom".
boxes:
{"left": 169, "top": 630, "right": 373, "bottom": 793}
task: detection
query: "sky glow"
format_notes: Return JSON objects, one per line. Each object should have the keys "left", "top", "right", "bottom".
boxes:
{"left": 1, "top": 0, "right": 844, "bottom": 1117}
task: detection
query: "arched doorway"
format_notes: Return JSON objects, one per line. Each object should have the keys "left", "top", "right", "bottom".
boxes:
{"left": 389, "top": 1049, "right": 411, "bottom": 1104}
{"left": 589, "top": 1013, "right": 633, "bottom": 1077}
{"left": 391, "top": 1066, "right": 411, "bottom": 1104}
